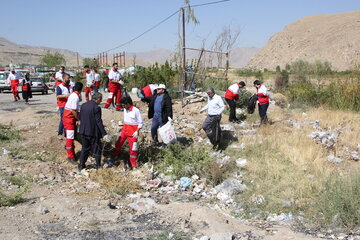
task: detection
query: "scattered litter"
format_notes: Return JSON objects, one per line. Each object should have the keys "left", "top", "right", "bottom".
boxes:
{"left": 180, "top": 177, "right": 192, "bottom": 188}
{"left": 236, "top": 158, "right": 247, "bottom": 168}
{"left": 327, "top": 154, "right": 343, "bottom": 164}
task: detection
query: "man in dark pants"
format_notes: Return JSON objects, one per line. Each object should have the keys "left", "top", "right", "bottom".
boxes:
{"left": 148, "top": 84, "right": 173, "bottom": 145}
{"left": 78, "top": 92, "right": 110, "bottom": 171}
{"left": 224, "top": 81, "right": 246, "bottom": 122}
{"left": 254, "top": 80, "right": 269, "bottom": 124}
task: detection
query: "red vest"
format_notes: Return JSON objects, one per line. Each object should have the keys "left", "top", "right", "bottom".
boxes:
{"left": 142, "top": 85, "right": 153, "bottom": 97}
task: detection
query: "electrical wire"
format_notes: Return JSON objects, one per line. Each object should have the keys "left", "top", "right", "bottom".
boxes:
{"left": 83, "top": 10, "right": 180, "bottom": 56}
{"left": 83, "top": 0, "right": 231, "bottom": 56}
{"left": 188, "top": 0, "right": 230, "bottom": 8}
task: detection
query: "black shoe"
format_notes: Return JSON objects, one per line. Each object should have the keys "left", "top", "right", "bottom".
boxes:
{"left": 67, "top": 158, "right": 78, "bottom": 165}
{"left": 78, "top": 164, "right": 85, "bottom": 172}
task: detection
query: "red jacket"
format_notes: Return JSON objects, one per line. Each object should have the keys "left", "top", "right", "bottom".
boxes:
{"left": 225, "top": 83, "right": 240, "bottom": 100}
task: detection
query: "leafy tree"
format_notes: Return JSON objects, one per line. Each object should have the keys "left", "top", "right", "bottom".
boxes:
{"left": 40, "top": 51, "right": 66, "bottom": 68}
{"left": 83, "top": 58, "right": 99, "bottom": 69}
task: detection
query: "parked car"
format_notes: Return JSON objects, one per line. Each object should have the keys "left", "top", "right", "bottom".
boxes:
{"left": 0, "top": 71, "right": 10, "bottom": 92}
{"left": 29, "top": 77, "right": 48, "bottom": 94}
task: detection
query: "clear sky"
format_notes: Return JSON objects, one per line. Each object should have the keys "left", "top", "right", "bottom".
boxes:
{"left": 1, "top": 0, "right": 359, "bottom": 57}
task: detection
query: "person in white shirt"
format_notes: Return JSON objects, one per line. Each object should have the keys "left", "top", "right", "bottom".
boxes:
{"left": 84, "top": 65, "right": 95, "bottom": 101}
{"left": 68, "top": 76, "right": 75, "bottom": 93}
{"left": 200, "top": 87, "right": 225, "bottom": 148}
{"left": 114, "top": 96, "right": 143, "bottom": 169}
{"left": 104, "top": 63, "right": 124, "bottom": 111}
{"left": 55, "top": 66, "right": 66, "bottom": 82}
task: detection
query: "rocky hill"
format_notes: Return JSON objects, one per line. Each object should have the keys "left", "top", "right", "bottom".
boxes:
{"left": 0, "top": 37, "right": 81, "bottom": 67}
{"left": 246, "top": 10, "right": 360, "bottom": 71}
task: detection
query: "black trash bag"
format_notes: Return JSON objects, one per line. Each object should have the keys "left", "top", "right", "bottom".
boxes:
{"left": 247, "top": 94, "right": 258, "bottom": 114}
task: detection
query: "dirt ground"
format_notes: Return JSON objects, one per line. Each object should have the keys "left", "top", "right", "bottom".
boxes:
{"left": 0, "top": 91, "right": 324, "bottom": 240}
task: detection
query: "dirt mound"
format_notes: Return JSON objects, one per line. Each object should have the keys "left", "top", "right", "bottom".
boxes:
{"left": 246, "top": 10, "right": 360, "bottom": 71}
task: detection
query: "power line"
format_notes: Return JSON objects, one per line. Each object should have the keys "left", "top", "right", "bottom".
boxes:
{"left": 188, "top": 0, "right": 231, "bottom": 8}
{"left": 83, "top": 0, "right": 231, "bottom": 56}
{"left": 83, "top": 10, "right": 180, "bottom": 56}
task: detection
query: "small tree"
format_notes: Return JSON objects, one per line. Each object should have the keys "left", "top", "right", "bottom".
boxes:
{"left": 40, "top": 51, "right": 66, "bottom": 68}
{"left": 83, "top": 58, "right": 99, "bottom": 69}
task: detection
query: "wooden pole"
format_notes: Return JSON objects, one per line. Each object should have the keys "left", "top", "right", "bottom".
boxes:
{"left": 181, "top": 7, "right": 186, "bottom": 107}
{"left": 225, "top": 52, "right": 229, "bottom": 88}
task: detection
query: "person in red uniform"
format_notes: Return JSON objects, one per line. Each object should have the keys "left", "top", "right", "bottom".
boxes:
{"left": 22, "top": 73, "right": 32, "bottom": 104}
{"left": 56, "top": 74, "right": 71, "bottom": 139}
{"left": 224, "top": 81, "right": 246, "bottom": 122}
{"left": 62, "top": 82, "right": 83, "bottom": 164}
{"left": 84, "top": 65, "right": 94, "bottom": 102}
{"left": 7, "top": 69, "right": 20, "bottom": 101}
{"left": 55, "top": 66, "right": 66, "bottom": 88}
{"left": 93, "top": 69, "right": 101, "bottom": 93}
{"left": 114, "top": 96, "right": 143, "bottom": 169}
{"left": 104, "top": 63, "right": 124, "bottom": 111}
{"left": 254, "top": 80, "right": 269, "bottom": 125}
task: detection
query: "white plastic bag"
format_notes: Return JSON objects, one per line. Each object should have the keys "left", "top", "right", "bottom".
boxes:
{"left": 158, "top": 117, "right": 177, "bottom": 144}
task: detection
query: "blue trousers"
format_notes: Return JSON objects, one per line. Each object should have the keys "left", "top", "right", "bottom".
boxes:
{"left": 151, "top": 115, "right": 163, "bottom": 142}
{"left": 58, "top": 107, "right": 64, "bottom": 136}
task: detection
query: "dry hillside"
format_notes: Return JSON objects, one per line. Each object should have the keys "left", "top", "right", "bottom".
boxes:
{"left": 0, "top": 37, "right": 81, "bottom": 67}
{"left": 246, "top": 10, "right": 360, "bottom": 71}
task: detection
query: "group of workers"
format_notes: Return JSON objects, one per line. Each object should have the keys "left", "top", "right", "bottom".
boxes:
{"left": 6, "top": 69, "right": 33, "bottom": 104}
{"left": 7, "top": 63, "right": 269, "bottom": 171}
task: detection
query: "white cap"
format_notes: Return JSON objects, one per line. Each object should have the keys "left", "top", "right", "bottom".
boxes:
{"left": 157, "top": 84, "right": 166, "bottom": 89}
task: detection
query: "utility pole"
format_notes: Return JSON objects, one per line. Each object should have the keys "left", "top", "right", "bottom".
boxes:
{"left": 181, "top": 7, "right": 186, "bottom": 107}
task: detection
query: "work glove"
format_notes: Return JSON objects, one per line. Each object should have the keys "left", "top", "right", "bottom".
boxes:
{"left": 132, "top": 131, "right": 138, "bottom": 138}
{"left": 103, "top": 134, "right": 111, "bottom": 143}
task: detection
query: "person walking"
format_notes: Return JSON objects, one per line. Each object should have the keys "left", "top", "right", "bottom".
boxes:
{"left": 224, "top": 81, "right": 246, "bottom": 122}
{"left": 69, "top": 76, "right": 75, "bottom": 93}
{"left": 114, "top": 96, "right": 143, "bottom": 169}
{"left": 56, "top": 73, "right": 71, "bottom": 139}
{"left": 148, "top": 84, "right": 173, "bottom": 145}
{"left": 93, "top": 69, "right": 101, "bottom": 93}
{"left": 7, "top": 69, "right": 20, "bottom": 101}
{"left": 78, "top": 92, "right": 109, "bottom": 171}
{"left": 254, "top": 80, "right": 269, "bottom": 125}
{"left": 200, "top": 88, "right": 225, "bottom": 148}
{"left": 84, "top": 65, "right": 94, "bottom": 101}
{"left": 63, "top": 82, "right": 83, "bottom": 164}
{"left": 22, "top": 73, "right": 32, "bottom": 104}
{"left": 104, "top": 63, "right": 124, "bottom": 111}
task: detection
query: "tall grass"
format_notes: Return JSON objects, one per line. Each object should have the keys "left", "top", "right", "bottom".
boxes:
{"left": 313, "top": 173, "right": 360, "bottom": 229}
{"left": 286, "top": 77, "right": 360, "bottom": 111}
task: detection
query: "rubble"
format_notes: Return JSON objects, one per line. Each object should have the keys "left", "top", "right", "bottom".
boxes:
{"left": 310, "top": 130, "right": 337, "bottom": 148}
{"left": 214, "top": 178, "right": 247, "bottom": 201}
{"left": 128, "top": 198, "right": 157, "bottom": 211}
{"left": 36, "top": 205, "right": 49, "bottom": 215}
{"left": 327, "top": 154, "right": 343, "bottom": 164}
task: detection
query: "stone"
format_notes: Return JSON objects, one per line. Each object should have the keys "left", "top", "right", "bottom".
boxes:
{"left": 2, "top": 148, "right": 11, "bottom": 155}
{"left": 215, "top": 178, "right": 247, "bottom": 197}
{"left": 36, "top": 204, "right": 49, "bottom": 214}
{"left": 209, "top": 232, "right": 234, "bottom": 240}
{"left": 236, "top": 158, "right": 247, "bottom": 168}
{"left": 199, "top": 236, "right": 210, "bottom": 240}
{"left": 128, "top": 198, "right": 157, "bottom": 211}
{"left": 327, "top": 154, "right": 343, "bottom": 163}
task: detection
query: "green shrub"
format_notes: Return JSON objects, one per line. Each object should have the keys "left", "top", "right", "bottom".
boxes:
{"left": 313, "top": 173, "right": 360, "bottom": 229}
{"left": 0, "top": 186, "right": 28, "bottom": 207}
{"left": 0, "top": 125, "right": 20, "bottom": 145}
{"left": 149, "top": 231, "right": 191, "bottom": 240}
{"left": 236, "top": 68, "right": 263, "bottom": 80}
{"left": 197, "top": 76, "right": 228, "bottom": 92}
{"left": 158, "top": 143, "right": 213, "bottom": 179}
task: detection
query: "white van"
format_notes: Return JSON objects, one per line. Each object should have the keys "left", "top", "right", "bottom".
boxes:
{"left": 0, "top": 71, "right": 10, "bottom": 92}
